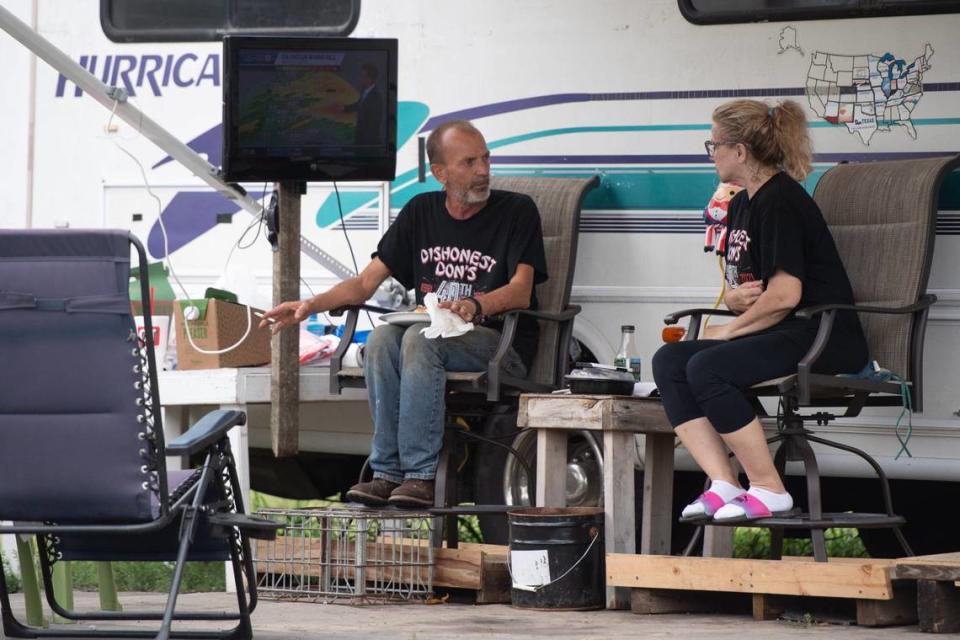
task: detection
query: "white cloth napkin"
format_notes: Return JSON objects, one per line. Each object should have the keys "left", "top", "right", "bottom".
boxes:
{"left": 419, "top": 292, "right": 474, "bottom": 339}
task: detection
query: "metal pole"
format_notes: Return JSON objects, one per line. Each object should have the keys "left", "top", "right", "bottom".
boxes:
{"left": 0, "top": 4, "right": 356, "bottom": 280}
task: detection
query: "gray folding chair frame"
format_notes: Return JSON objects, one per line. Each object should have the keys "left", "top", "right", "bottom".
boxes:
{"left": 0, "top": 230, "right": 280, "bottom": 640}
{"left": 665, "top": 155, "right": 960, "bottom": 561}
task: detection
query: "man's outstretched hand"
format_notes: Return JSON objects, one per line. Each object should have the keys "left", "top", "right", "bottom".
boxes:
{"left": 258, "top": 300, "right": 311, "bottom": 334}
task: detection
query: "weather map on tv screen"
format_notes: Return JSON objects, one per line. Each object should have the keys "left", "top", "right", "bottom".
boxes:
{"left": 235, "top": 49, "right": 388, "bottom": 155}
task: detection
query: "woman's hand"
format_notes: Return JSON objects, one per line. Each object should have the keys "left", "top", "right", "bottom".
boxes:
{"left": 439, "top": 297, "right": 481, "bottom": 323}
{"left": 725, "top": 280, "right": 764, "bottom": 314}
{"left": 258, "top": 300, "right": 312, "bottom": 334}
{"left": 702, "top": 323, "right": 732, "bottom": 340}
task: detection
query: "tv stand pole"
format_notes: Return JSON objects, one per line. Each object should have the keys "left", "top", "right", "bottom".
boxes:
{"left": 271, "top": 181, "right": 306, "bottom": 457}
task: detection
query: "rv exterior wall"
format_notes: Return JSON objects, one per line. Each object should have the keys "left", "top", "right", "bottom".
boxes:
{"left": 2, "top": 0, "right": 958, "bottom": 488}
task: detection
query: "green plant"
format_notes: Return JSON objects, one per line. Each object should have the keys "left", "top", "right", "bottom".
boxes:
{"left": 70, "top": 561, "right": 225, "bottom": 593}
{"left": 2, "top": 550, "right": 22, "bottom": 593}
{"left": 733, "top": 527, "right": 867, "bottom": 559}
{"left": 250, "top": 491, "right": 337, "bottom": 511}
{"left": 459, "top": 515, "right": 483, "bottom": 544}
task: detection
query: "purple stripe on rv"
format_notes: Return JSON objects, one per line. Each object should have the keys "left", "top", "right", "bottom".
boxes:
{"left": 490, "top": 151, "right": 958, "bottom": 164}
{"left": 421, "top": 88, "right": 807, "bottom": 131}
{"left": 420, "top": 83, "right": 960, "bottom": 132}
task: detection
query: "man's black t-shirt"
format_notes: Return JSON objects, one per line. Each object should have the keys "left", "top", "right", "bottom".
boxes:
{"left": 374, "top": 190, "right": 548, "bottom": 370}
{"left": 724, "top": 172, "right": 868, "bottom": 373}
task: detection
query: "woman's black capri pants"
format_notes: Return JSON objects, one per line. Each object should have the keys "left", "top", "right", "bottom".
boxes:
{"left": 651, "top": 332, "right": 811, "bottom": 434}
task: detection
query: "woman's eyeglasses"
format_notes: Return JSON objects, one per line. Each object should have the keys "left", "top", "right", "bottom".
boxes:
{"left": 704, "top": 140, "right": 738, "bottom": 158}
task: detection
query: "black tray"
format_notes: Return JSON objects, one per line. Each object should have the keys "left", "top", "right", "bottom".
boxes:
{"left": 565, "top": 377, "right": 634, "bottom": 396}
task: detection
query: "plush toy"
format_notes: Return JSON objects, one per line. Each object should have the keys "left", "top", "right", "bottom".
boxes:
{"left": 703, "top": 182, "right": 743, "bottom": 254}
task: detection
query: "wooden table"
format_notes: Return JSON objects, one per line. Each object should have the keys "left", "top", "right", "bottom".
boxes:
{"left": 518, "top": 393, "right": 733, "bottom": 609}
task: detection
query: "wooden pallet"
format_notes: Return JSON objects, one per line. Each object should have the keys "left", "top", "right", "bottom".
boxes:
{"left": 607, "top": 552, "right": 960, "bottom": 632}
{"left": 893, "top": 552, "right": 960, "bottom": 633}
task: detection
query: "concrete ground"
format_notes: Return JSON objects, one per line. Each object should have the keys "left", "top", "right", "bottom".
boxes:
{"left": 1, "top": 591, "right": 940, "bottom": 640}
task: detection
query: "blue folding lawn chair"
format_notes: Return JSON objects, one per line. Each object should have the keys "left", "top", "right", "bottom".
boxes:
{"left": 0, "top": 229, "right": 280, "bottom": 640}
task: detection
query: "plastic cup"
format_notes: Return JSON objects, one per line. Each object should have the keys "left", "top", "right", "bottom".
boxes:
{"left": 134, "top": 315, "right": 170, "bottom": 367}
{"left": 661, "top": 326, "right": 686, "bottom": 343}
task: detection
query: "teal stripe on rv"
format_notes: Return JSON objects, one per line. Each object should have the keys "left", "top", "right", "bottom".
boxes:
{"left": 487, "top": 119, "right": 960, "bottom": 146}
{"left": 489, "top": 167, "right": 828, "bottom": 210}
{"left": 385, "top": 165, "right": 958, "bottom": 217}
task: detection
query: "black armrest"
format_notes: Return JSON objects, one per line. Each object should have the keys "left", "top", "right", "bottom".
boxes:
{"left": 663, "top": 307, "right": 736, "bottom": 341}
{"left": 486, "top": 305, "right": 580, "bottom": 401}
{"left": 792, "top": 295, "right": 936, "bottom": 404}
{"left": 329, "top": 302, "right": 396, "bottom": 317}
{"left": 796, "top": 295, "right": 937, "bottom": 319}
{"left": 663, "top": 307, "right": 736, "bottom": 324}
{"left": 510, "top": 305, "right": 581, "bottom": 322}
{"left": 166, "top": 409, "right": 246, "bottom": 456}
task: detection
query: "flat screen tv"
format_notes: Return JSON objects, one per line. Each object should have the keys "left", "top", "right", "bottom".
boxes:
{"left": 222, "top": 36, "right": 398, "bottom": 183}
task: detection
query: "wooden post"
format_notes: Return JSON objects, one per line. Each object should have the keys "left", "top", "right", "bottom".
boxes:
{"left": 534, "top": 429, "right": 567, "bottom": 507}
{"left": 16, "top": 536, "right": 45, "bottom": 628}
{"left": 96, "top": 562, "right": 122, "bottom": 612}
{"left": 703, "top": 526, "right": 735, "bottom": 557}
{"left": 856, "top": 582, "right": 917, "bottom": 627}
{"left": 603, "top": 430, "right": 635, "bottom": 609}
{"left": 640, "top": 433, "right": 673, "bottom": 555}
{"left": 752, "top": 593, "right": 786, "bottom": 620}
{"left": 270, "top": 181, "right": 302, "bottom": 457}
{"left": 918, "top": 580, "right": 960, "bottom": 633}
{"left": 51, "top": 561, "right": 73, "bottom": 624}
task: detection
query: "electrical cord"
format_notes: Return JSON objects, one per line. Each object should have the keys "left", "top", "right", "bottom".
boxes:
{"left": 223, "top": 181, "right": 269, "bottom": 272}
{"left": 333, "top": 181, "right": 374, "bottom": 327}
{"left": 890, "top": 373, "right": 914, "bottom": 459}
{"left": 702, "top": 254, "right": 726, "bottom": 331}
{"left": 235, "top": 181, "right": 269, "bottom": 250}
{"left": 839, "top": 363, "right": 914, "bottom": 458}
{"left": 112, "top": 141, "right": 257, "bottom": 356}
{"left": 108, "top": 101, "right": 380, "bottom": 356}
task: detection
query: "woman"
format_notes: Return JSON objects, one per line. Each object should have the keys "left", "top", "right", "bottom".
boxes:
{"left": 652, "top": 99, "right": 868, "bottom": 523}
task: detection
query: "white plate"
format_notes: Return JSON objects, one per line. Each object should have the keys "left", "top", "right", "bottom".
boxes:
{"left": 380, "top": 311, "right": 430, "bottom": 326}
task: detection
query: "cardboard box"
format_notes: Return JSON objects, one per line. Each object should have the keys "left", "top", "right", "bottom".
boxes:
{"left": 173, "top": 299, "right": 271, "bottom": 370}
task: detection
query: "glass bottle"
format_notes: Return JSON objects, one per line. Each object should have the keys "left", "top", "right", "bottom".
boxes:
{"left": 614, "top": 325, "right": 642, "bottom": 381}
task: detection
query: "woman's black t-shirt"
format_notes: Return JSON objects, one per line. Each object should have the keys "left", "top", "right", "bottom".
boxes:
{"left": 374, "top": 190, "right": 548, "bottom": 370}
{"left": 724, "top": 172, "right": 868, "bottom": 373}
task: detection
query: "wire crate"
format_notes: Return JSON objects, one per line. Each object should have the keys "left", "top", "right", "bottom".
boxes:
{"left": 253, "top": 508, "right": 435, "bottom": 604}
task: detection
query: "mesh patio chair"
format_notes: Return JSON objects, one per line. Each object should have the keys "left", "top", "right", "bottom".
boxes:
{"left": 665, "top": 154, "right": 960, "bottom": 561}
{"left": 0, "top": 230, "right": 280, "bottom": 640}
{"left": 327, "top": 176, "right": 599, "bottom": 546}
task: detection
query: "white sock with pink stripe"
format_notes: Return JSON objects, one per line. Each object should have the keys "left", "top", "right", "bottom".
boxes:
{"left": 745, "top": 486, "right": 793, "bottom": 512}
{"left": 713, "top": 486, "right": 794, "bottom": 520}
{"left": 681, "top": 479, "right": 744, "bottom": 518}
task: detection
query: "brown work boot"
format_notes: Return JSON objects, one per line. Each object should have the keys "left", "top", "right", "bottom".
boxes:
{"left": 345, "top": 478, "right": 400, "bottom": 506}
{"left": 388, "top": 479, "right": 435, "bottom": 508}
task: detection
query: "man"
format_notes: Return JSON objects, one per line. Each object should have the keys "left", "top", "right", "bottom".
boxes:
{"left": 260, "top": 120, "right": 548, "bottom": 507}
{"left": 342, "top": 63, "right": 383, "bottom": 146}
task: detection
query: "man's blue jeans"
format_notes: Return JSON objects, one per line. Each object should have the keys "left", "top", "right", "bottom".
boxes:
{"left": 363, "top": 323, "right": 527, "bottom": 482}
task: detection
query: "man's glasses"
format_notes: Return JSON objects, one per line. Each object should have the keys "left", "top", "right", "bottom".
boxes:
{"left": 704, "top": 140, "right": 738, "bottom": 158}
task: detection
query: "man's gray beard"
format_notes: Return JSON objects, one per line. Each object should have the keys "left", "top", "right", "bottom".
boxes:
{"left": 464, "top": 186, "right": 490, "bottom": 204}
